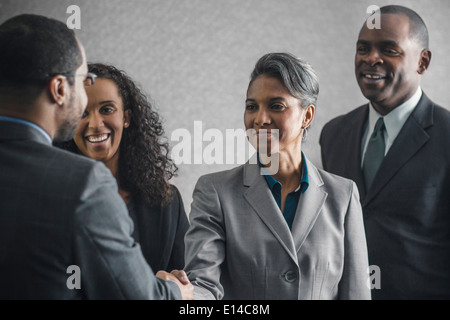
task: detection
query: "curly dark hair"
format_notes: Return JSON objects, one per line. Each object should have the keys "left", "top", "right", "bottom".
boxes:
{"left": 56, "top": 63, "right": 177, "bottom": 206}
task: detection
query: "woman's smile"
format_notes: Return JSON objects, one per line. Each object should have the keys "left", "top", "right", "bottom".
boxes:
{"left": 85, "top": 132, "right": 111, "bottom": 144}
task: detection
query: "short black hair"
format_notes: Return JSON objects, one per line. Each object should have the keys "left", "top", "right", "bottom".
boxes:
{"left": 380, "top": 5, "right": 429, "bottom": 49}
{"left": 0, "top": 14, "right": 83, "bottom": 99}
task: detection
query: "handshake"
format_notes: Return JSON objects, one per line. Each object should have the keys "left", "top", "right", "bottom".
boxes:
{"left": 156, "top": 270, "right": 194, "bottom": 300}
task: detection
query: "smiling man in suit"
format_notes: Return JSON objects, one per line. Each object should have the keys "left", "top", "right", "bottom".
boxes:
{"left": 0, "top": 14, "right": 192, "bottom": 300}
{"left": 320, "top": 5, "right": 450, "bottom": 299}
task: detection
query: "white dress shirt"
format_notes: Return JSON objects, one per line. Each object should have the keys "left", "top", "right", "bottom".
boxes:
{"left": 361, "top": 86, "right": 422, "bottom": 166}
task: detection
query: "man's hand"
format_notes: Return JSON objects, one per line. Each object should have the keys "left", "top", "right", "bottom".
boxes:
{"left": 156, "top": 270, "right": 194, "bottom": 300}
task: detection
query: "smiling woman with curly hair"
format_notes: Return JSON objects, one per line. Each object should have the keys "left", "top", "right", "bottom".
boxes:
{"left": 55, "top": 63, "right": 188, "bottom": 272}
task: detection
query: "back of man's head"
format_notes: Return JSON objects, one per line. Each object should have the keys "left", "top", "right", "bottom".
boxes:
{"left": 0, "top": 14, "right": 83, "bottom": 102}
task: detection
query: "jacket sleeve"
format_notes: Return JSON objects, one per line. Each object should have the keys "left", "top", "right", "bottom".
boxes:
{"left": 184, "top": 174, "right": 225, "bottom": 300}
{"left": 73, "top": 162, "right": 181, "bottom": 300}
{"left": 339, "top": 181, "right": 371, "bottom": 300}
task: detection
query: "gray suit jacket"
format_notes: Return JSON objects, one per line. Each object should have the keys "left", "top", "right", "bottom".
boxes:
{"left": 184, "top": 155, "right": 371, "bottom": 300}
{"left": 0, "top": 120, "right": 180, "bottom": 300}
{"left": 320, "top": 93, "right": 450, "bottom": 299}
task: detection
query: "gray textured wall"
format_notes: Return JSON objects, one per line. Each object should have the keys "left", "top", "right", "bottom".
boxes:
{"left": 2, "top": 0, "right": 449, "bottom": 214}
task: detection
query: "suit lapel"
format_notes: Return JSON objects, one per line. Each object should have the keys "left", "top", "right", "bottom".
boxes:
{"left": 363, "top": 94, "right": 433, "bottom": 206}
{"left": 243, "top": 156, "right": 330, "bottom": 263}
{"left": 291, "top": 158, "right": 328, "bottom": 251}
{"left": 243, "top": 160, "right": 298, "bottom": 265}
{"left": 342, "top": 106, "right": 369, "bottom": 200}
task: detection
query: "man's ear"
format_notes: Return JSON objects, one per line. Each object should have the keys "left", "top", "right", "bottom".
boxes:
{"left": 418, "top": 49, "right": 432, "bottom": 74}
{"left": 48, "top": 75, "right": 69, "bottom": 106}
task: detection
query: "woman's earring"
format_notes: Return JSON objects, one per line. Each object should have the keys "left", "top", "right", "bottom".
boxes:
{"left": 124, "top": 122, "right": 129, "bottom": 127}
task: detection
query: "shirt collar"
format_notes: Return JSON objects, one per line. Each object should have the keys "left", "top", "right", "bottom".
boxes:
{"left": 0, "top": 116, "right": 52, "bottom": 144}
{"left": 258, "top": 152, "right": 309, "bottom": 194}
{"left": 368, "top": 86, "right": 422, "bottom": 146}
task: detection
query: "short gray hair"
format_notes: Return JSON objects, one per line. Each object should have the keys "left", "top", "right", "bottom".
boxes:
{"left": 249, "top": 52, "right": 319, "bottom": 108}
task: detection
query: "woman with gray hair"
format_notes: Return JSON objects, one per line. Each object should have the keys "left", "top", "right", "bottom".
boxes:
{"left": 184, "top": 53, "right": 371, "bottom": 300}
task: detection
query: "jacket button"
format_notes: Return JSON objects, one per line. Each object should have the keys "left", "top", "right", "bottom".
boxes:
{"left": 284, "top": 270, "right": 297, "bottom": 282}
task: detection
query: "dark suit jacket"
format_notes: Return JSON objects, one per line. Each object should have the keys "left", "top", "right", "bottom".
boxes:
{"left": 0, "top": 120, "right": 181, "bottom": 300}
{"left": 128, "top": 185, "right": 189, "bottom": 272}
{"left": 320, "top": 93, "right": 450, "bottom": 299}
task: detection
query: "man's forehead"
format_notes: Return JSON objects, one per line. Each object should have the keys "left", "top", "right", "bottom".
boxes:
{"left": 359, "top": 13, "right": 410, "bottom": 41}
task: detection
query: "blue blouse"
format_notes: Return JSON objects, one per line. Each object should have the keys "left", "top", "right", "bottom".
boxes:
{"left": 260, "top": 152, "right": 309, "bottom": 230}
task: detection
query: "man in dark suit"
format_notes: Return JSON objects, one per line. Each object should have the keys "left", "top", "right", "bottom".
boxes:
{"left": 320, "top": 5, "right": 450, "bottom": 299}
{"left": 0, "top": 14, "right": 193, "bottom": 300}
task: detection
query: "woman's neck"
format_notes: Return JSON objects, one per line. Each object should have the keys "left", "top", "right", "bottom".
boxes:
{"left": 266, "top": 149, "right": 303, "bottom": 192}
{"left": 104, "top": 153, "right": 131, "bottom": 204}
{"left": 104, "top": 153, "right": 119, "bottom": 180}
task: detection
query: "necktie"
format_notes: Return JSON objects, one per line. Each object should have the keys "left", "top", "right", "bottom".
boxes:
{"left": 363, "top": 117, "right": 385, "bottom": 189}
